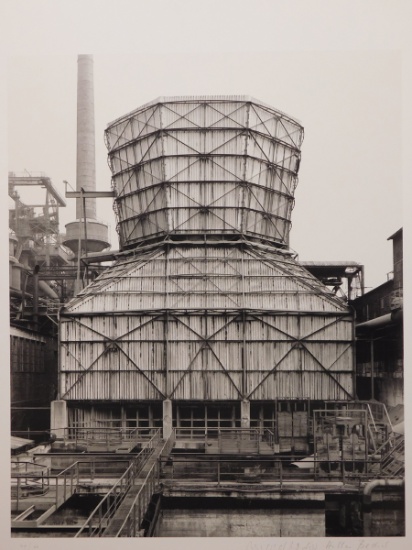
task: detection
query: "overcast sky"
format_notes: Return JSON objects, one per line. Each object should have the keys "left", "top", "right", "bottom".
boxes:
{"left": 7, "top": 49, "right": 402, "bottom": 290}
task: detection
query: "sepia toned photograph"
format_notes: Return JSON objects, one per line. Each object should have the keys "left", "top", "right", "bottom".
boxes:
{"left": 4, "top": 1, "right": 409, "bottom": 545}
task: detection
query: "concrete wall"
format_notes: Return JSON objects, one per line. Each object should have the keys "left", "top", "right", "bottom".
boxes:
{"left": 370, "top": 507, "right": 404, "bottom": 536}
{"left": 376, "top": 377, "right": 403, "bottom": 407}
{"left": 156, "top": 507, "right": 325, "bottom": 537}
{"left": 369, "top": 489, "right": 405, "bottom": 536}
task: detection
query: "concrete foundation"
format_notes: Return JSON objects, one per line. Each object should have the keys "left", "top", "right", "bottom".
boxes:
{"left": 50, "top": 400, "right": 68, "bottom": 439}
{"left": 240, "top": 400, "right": 250, "bottom": 429}
{"left": 156, "top": 505, "right": 325, "bottom": 537}
{"left": 163, "top": 399, "right": 173, "bottom": 439}
{"left": 376, "top": 378, "right": 403, "bottom": 407}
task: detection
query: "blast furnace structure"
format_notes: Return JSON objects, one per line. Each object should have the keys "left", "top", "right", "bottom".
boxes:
{"left": 56, "top": 97, "right": 355, "bottom": 451}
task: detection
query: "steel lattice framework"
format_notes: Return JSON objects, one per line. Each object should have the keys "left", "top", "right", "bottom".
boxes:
{"left": 61, "top": 241, "right": 353, "bottom": 404}
{"left": 59, "top": 97, "right": 355, "bottom": 435}
{"left": 105, "top": 97, "right": 303, "bottom": 250}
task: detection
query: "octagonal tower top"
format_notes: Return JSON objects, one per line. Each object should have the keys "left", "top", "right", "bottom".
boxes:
{"left": 105, "top": 96, "right": 304, "bottom": 250}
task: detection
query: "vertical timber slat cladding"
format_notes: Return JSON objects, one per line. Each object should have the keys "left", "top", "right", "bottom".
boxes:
{"left": 106, "top": 97, "right": 302, "bottom": 249}
{"left": 59, "top": 96, "right": 355, "bottom": 426}
{"left": 60, "top": 243, "right": 352, "bottom": 403}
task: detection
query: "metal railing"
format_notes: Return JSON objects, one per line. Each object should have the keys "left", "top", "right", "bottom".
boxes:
{"left": 12, "top": 471, "right": 50, "bottom": 512}
{"left": 217, "top": 428, "right": 260, "bottom": 454}
{"left": 174, "top": 427, "right": 210, "bottom": 439}
{"left": 11, "top": 460, "right": 49, "bottom": 474}
{"left": 54, "top": 462, "right": 81, "bottom": 509}
{"left": 58, "top": 426, "right": 158, "bottom": 451}
{"left": 174, "top": 427, "right": 276, "bottom": 452}
{"left": 159, "top": 454, "right": 386, "bottom": 487}
{"left": 263, "top": 429, "right": 276, "bottom": 451}
{"left": 11, "top": 459, "right": 132, "bottom": 514}
{"left": 75, "top": 429, "right": 161, "bottom": 538}
{"left": 379, "top": 433, "right": 405, "bottom": 476}
{"left": 113, "top": 461, "right": 160, "bottom": 537}
{"left": 11, "top": 461, "right": 51, "bottom": 513}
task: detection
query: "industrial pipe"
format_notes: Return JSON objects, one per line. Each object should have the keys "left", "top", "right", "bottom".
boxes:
{"left": 33, "top": 265, "right": 39, "bottom": 328}
{"left": 356, "top": 309, "right": 403, "bottom": 330}
{"left": 363, "top": 478, "right": 404, "bottom": 536}
{"left": 38, "top": 280, "right": 59, "bottom": 300}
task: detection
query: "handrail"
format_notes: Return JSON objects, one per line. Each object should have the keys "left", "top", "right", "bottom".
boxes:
{"left": 158, "top": 455, "right": 385, "bottom": 485}
{"left": 263, "top": 429, "right": 275, "bottom": 450}
{"left": 175, "top": 427, "right": 276, "bottom": 453}
{"left": 114, "top": 461, "right": 159, "bottom": 537}
{"left": 65, "top": 427, "right": 153, "bottom": 437}
{"left": 174, "top": 427, "right": 208, "bottom": 439}
{"left": 12, "top": 469, "right": 51, "bottom": 513}
{"left": 54, "top": 462, "right": 80, "bottom": 509}
{"left": 75, "top": 429, "right": 161, "bottom": 537}
{"left": 366, "top": 404, "right": 378, "bottom": 434}
{"left": 381, "top": 434, "right": 404, "bottom": 463}
{"left": 11, "top": 461, "right": 49, "bottom": 474}
{"left": 57, "top": 426, "right": 158, "bottom": 452}
{"left": 370, "top": 430, "right": 402, "bottom": 459}
{"left": 11, "top": 459, "right": 133, "bottom": 514}
{"left": 382, "top": 403, "right": 394, "bottom": 433}
{"left": 174, "top": 427, "right": 263, "bottom": 440}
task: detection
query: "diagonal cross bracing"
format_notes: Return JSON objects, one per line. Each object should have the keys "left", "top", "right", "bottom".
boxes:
{"left": 168, "top": 313, "right": 243, "bottom": 398}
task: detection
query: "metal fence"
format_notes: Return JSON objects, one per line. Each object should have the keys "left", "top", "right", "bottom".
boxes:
{"left": 174, "top": 427, "right": 276, "bottom": 452}
{"left": 158, "top": 454, "right": 393, "bottom": 486}
{"left": 11, "top": 459, "right": 131, "bottom": 514}
{"left": 58, "top": 426, "right": 158, "bottom": 451}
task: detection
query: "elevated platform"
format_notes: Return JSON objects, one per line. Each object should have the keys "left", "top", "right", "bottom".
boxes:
{"left": 205, "top": 439, "right": 274, "bottom": 455}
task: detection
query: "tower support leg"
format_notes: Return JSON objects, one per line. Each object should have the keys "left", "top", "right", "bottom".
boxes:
{"left": 50, "top": 400, "right": 68, "bottom": 440}
{"left": 163, "top": 399, "right": 173, "bottom": 440}
{"left": 241, "top": 399, "right": 250, "bottom": 429}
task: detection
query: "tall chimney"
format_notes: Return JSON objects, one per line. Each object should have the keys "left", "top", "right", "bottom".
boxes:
{"left": 63, "top": 55, "right": 110, "bottom": 259}
{"left": 76, "top": 54, "right": 96, "bottom": 220}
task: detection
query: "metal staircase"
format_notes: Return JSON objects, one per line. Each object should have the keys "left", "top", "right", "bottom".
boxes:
{"left": 365, "top": 402, "right": 404, "bottom": 477}
{"left": 368, "top": 432, "right": 405, "bottom": 477}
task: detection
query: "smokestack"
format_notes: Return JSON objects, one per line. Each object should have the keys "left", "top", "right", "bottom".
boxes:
{"left": 63, "top": 55, "right": 110, "bottom": 260}
{"left": 76, "top": 54, "right": 96, "bottom": 220}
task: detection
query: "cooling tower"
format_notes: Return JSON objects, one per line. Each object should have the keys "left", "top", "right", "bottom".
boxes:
{"left": 58, "top": 97, "right": 354, "bottom": 446}
{"left": 105, "top": 96, "right": 302, "bottom": 249}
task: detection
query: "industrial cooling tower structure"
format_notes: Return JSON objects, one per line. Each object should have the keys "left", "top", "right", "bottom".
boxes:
{"left": 56, "top": 97, "right": 355, "bottom": 451}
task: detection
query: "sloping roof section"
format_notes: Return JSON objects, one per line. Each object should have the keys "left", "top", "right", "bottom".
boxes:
{"left": 64, "top": 242, "right": 348, "bottom": 315}
{"left": 11, "top": 436, "right": 35, "bottom": 453}
{"left": 107, "top": 95, "right": 303, "bottom": 128}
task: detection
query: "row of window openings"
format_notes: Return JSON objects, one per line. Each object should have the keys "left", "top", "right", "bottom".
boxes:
{"left": 69, "top": 402, "right": 310, "bottom": 429}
